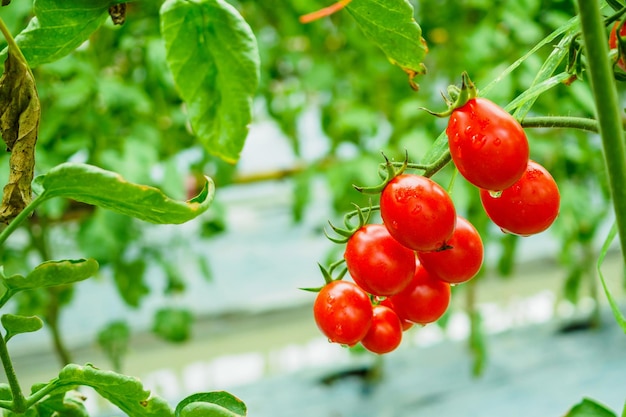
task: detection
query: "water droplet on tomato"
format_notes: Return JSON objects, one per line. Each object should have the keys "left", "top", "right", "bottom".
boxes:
{"left": 391, "top": 220, "right": 399, "bottom": 230}
{"left": 471, "top": 134, "right": 486, "bottom": 149}
{"left": 411, "top": 205, "right": 422, "bottom": 214}
{"left": 488, "top": 190, "right": 503, "bottom": 198}
{"left": 494, "top": 137, "right": 501, "bottom": 146}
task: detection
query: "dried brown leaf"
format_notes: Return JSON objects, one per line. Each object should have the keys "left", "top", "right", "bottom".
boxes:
{"left": 0, "top": 51, "right": 40, "bottom": 223}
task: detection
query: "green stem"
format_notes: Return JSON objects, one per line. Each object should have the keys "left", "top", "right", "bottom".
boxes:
{"left": 0, "top": 16, "right": 31, "bottom": 75}
{"left": 576, "top": 0, "right": 626, "bottom": 267}
{"left": 521, "top": 116, "right": 600, "bottom": 133}
{"left": 0, "top": 333, "right": 26, "bottom": 413}
{"left": 0, "top": 193, "right": 45, "bottom": 247}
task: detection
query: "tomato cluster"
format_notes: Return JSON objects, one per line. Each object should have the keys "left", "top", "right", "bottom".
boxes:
{"left": 311, "top": 73, "right": 561, "bottom": 355}
{"left": 313, "top": 174, "right": 484, "bottom": 355}
{"left": 446, "top": 84, "right": 560, "bottom": 236}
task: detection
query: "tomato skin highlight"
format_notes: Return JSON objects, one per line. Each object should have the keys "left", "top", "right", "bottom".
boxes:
{"left": 389, "top": 261, "right": 451, "bottom": 325}
{"left": 446, "top": 97, "right": 529, "bottom": 191}
{"left": 360, "top": 305, "right": 403, "bottom": 354}
{"left": 344, "top": 224, "right": 416, "bottom": 297}
{"left": 380, "top": 174, "right": 457, "bottom": 252}
{"left": 417, "top": 216, "right": 484, "bottom": 284}
{"left": 480, "top": 160, "right": 560, "bottom": 236}
{"left": 313, "top": 281, "right": 373, "bottom": 346}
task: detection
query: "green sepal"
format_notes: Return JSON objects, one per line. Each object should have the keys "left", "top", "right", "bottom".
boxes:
{"left": 420, "top": 71, "right": 479, "bottom": 118}
{"left": 353, "top": 152, "right": 407, "bottom": 195}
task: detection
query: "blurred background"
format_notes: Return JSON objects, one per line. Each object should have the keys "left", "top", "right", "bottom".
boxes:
{"left": 0, "top": 0, "right": 625, "bottom": 415}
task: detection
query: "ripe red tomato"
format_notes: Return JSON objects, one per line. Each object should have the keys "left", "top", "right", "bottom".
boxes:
{"left": 313, "top": 280, "right": 373, "bottom": 346}
{"left": 480, "top": 160, "right": 560, "bottom": 236}
{"left": 389, "top": 261, "right": 451, "bottom": 325}
{"left": 380, "top": 174, "right": 456, "bottom": 252}
{"left": 417, "top": 216, "right": 484, "bottom": 284}
{"left": 446, "top": 97, "right": 529, "bottom": 191}
{"left": 380, "top": 298, "right": 413, "bottom": 331}
{"left": 609, "top": 21, "right": 626, "bottom": 71}
{"left": 344, "top": 224, "right": 416, "bottom": 296}
{"left": 360, "top": 305, "right": 403, "bottom": 354}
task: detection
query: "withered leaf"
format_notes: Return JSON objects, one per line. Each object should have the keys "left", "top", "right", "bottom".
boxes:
{"left": 108, "top": 3, "right": 127, "bottom": 25}
{"left": 0, "top": 50, "right": 40, "bottom": 223}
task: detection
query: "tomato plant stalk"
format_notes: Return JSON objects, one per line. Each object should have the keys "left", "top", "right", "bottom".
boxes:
{"left": 576, "top": 0, "right": 626, "bottom": 266}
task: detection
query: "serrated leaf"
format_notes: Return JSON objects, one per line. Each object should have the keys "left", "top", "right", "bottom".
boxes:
{"left": 160, "top": 0, "right": 260, "bottom": 163}
{"left": 345, "top": 0, "right": 427, "bottom": 88}
{"left": 0, "top": 0, "right": 115, "bottom": 68}
{"left": 58, "top": 363, "right": 174, "bottom": 417}
{"left": 1, "top": 314, "right": 43, "bottom": 341}
{"left": 564, "top": 398, "right": 617, "bottom": 417}
{"left": 32, "top": 163, "right": 214, "bottom": 224}
{"left": 176, "top": 392, "right": 247, "bottom": 417}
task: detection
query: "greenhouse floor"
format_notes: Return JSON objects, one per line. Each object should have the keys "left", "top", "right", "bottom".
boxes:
{"left": 5, "top": 253, "right": 626, "bottom": 417}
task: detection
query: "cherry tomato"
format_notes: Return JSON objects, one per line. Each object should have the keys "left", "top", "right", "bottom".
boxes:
{"left": 344, "top": 224, "right": 416, "bottom": 296}
{"left": 313, "top": 280, "right": 373, "bottom": 346}
{"left": 446, "top": 97, "right": 529, "bottom": 191}
{"left": 380, "top": 298, "right": 413, "bottom": 331}
{"left": 380, "top": 174, "right": 456, "bottom": 252}
{"left": 480, "top": 160, "right": 560, "bottom": 236}
{"left": 609, "top": 21, "right": 626, "bottom": 71}
{"left": 417, "top": 216, "right": 484, "bottom": 284}
{"left": 360, "top": 305, "right": 403, "bottom": 354}
{"left": 389, "top": 261, "right": 451, "bottom": 325}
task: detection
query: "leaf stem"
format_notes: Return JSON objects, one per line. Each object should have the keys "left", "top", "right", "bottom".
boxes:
{"left": 0, "top": 333, "right": 26, "bottom": 413}
{"left": 576, "top": 0, "right": 626, "bottom": 266}
{"left": 0, "top": 16, "right": 31, "bottom": 73}
{"left": 521, "top": 116, "right": 600, "bottom": 133}
{"left": 0, "top": 193, "right": 45, "bottom": 247}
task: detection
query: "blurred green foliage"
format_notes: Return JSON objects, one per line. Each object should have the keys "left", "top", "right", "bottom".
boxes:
{"left": 0, "top": 0, "right": 618, "bottom": 372}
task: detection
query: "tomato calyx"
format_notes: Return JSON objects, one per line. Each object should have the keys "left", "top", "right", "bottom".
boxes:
{"left": 354, "top": 152, "right": 408, "bottom": 195}
{"left": 420, "top": 71, "right": 478, "bottom": 118}
{"left": 324, "top": 202, "right": 374, "bottom": 244}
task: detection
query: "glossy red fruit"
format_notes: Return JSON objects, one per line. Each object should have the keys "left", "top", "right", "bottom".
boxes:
{"left": 344, "top": 224, "right": 416, "bottom": 296}
{"left": 389, "top": 261, "right": 451, "bottom": 325}
{"left": 380, "top": 298, "right": 413, "bottom": 331}
{"left": 446, "top": 97, "right": 530, "bottom": 191}
{"left": 380, "top": 174, "right": 456, "bottom": 252}
{"left": 609, "top": 21, "right": 626, "bottom": 71}
{"left": 360, "top": 305, "right": 403, "bottom": 354}
{"left": 480, "top": 160, "right": 560, "bottom": 236}
{"left": 417, "top": 216, "right": 484, "bottom": 284}
{"left": 313, "top": 280, "right": 372, "bottom": 346}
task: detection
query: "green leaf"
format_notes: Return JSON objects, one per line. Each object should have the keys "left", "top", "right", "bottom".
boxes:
{"left": 1, "top": 0, "right": 115, "bottom": 68}
{"left": 153, "top": 307, "right": 193, "bottom": 343}
{"left": 0, "top": 259, "right": 98, "bottom": 292}
{"left": 58, "top": 363, "right": 174, "bottom": 417}
{"left": 97, "top": 320, "right": 130, "bottom": 373}
{"left": 176, "top": 392, "right": 247, "bottom": 417}
{"left": 597, "top": 223, "right": 626, "bottom": 333}
{"left": 564, "top": 398, "right": 617, "bottom": 417}
{"left": 160, "top": 0, "right": 260, "bottom": 163}
{"left": 345, "top": 0, "right": 427, "bottom": 88}
{"left": 35, "top": 390, "right": 89, "bottom": 417}
{"left": 1, "top": 314, "right": 43, "bottom": 341}
{"left": 32, "top": 163, "right": 214, "bottom": 224}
